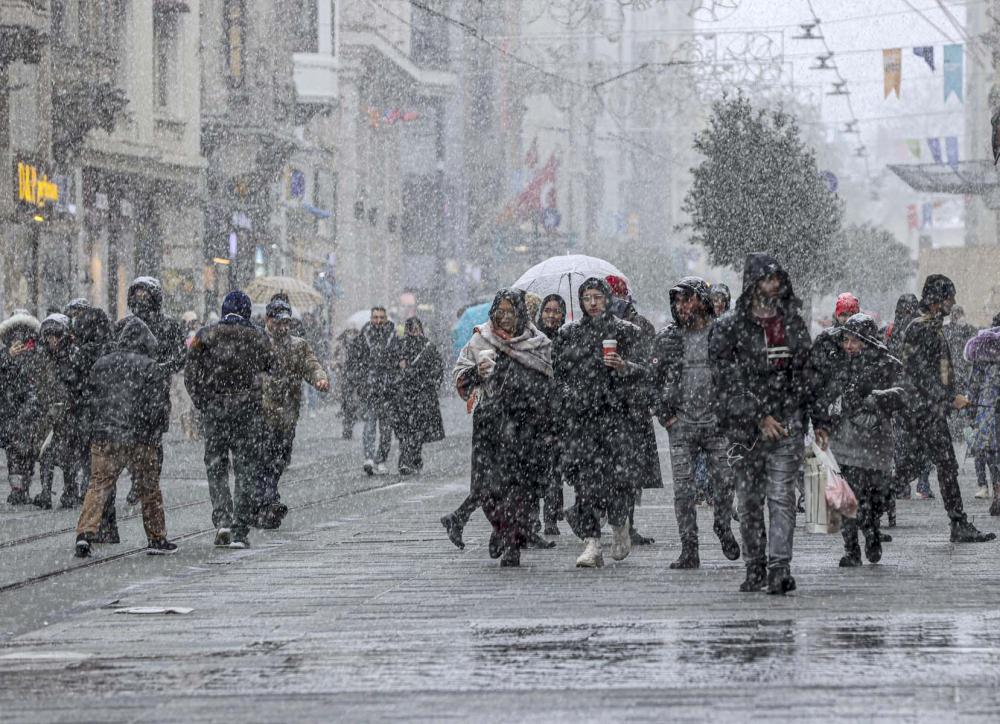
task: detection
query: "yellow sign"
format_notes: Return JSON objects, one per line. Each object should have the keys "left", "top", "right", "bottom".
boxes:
{"left": 17, "top": 162, "right": 59, "bottom": 208}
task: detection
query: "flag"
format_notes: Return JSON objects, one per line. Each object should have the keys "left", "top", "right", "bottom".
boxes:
{"left": 525, "top": 136, "right": 539, "bottom": 170}
{"left": 945, "top": 136, "right": 959, "bottom": 169}
{"left": 921, "top": 201, "right": 933, "bottom": 229}
{"left": 913, "top": 46, "right": 935, "bottom": 71}
{"left": 907, "top": 204, "right": 918, "bottom": 230}
{"left": 884, "top": 49, "right": 902, "bottom": 99}
{"left": 907, "top": 139, "right": 921, "bottom": 159}
{"left": 496, "top": 154, "right": 558, "bottom": 224}
{"left": 944, "top": 44, "right": 963, "bottom": 102}
{"left": 927, "top": 137, "right": 943, "bottom": 164}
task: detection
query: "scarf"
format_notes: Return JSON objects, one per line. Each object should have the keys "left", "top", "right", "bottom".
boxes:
{"left": 454, "top": 319, "right": 552, "bottom": 411}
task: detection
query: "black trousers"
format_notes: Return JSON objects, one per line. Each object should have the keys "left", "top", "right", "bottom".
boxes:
{"left": 256, "top": 424, "right": 296, "bottom": 511}
{"left": 840, "top": 465, "right": 888, "bottom": 550}
{"left": 893, "top": 416, "right": 966, "bottom": 523}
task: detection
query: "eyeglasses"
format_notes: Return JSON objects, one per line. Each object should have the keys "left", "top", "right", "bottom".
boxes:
{"left": 495, "top": 308, "right": 517, "bottom": 318}
{"left": 581, "top": 293, "right": 605, "bottom": 304}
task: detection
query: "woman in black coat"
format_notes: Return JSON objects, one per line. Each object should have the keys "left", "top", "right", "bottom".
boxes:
{"left": 0, "top": 313, "right": 40, "bottom": 505}
{"left": 556, "top": 278, "right": 648, "bottom": 568}
{"left": 537, "top": 294, "right": 566, "bottom": 535}
{"left": 394, "top": 317, "right": 445, "bottom": 475}
{"left": 453, "top": 289, "right": 554, "bottom": 567}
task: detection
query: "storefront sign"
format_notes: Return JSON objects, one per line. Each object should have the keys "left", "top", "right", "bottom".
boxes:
{"left": 16, "top": 161, "right": 59, "bottom": 208}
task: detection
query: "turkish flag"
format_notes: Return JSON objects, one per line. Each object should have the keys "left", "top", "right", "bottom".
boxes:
{"left": 515, "top": 154, "right": 557, "bottom": 219}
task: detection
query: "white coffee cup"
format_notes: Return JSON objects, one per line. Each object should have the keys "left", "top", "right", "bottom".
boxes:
{"left": 602, "top": 339, "right": 618, "bottom": 358}
{"left": 477, "top": 349, "right": 497, "bottom": 376}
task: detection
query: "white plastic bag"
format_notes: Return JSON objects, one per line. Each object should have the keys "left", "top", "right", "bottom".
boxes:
{"left": 810, "top": 442, "right": 858, "bottom": 519}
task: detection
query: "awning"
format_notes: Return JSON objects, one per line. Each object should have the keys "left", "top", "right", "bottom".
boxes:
{"left": 888, "top": 160, "right": 1000, "bottom": 207}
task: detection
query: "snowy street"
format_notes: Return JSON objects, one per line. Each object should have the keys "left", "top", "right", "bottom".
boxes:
{"left": 2, "top": 401, "right": 999, "bottom": 723}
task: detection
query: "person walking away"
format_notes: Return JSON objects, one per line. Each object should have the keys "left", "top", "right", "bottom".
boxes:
{"left": 451, "top": 289, "right": 553, "bottom": 567}
{"left": 74, "top": 317, "right": 177, "bottom": 557}
{"left": 332, "top": 328, "right": 360, "bottom": 438}
{"left": 394, "top": 318, "right": 445, "bottom": 476}
{"left": 651, "top": 277, "right": 741, "bottom": 569}
{"left": 112, "top": 277, "right": 187, "bottom": 510}
{"left": 0, "top": 312, "right": 40, "bottom": 505}
{"left": 61, "top": 308, "right": 113, "bottom": 508}
{"left": 558, "top": 278, "right": 647, "bottom": 567}
{"left": 537, "top": 294, "right": 567, "bottom": 535}
{"left": 349, "top": 307, "right": 398, "bottom": 475}
{"left": 819, "top": 314, "right": 904, "bottom": 567}
{"left": 255, "top": 299, "right": 328, "bottom": 528}
{"left": 185, "top": 291, "right": 274, "bottom": 549}
{"left": 895, "top": 274, "right": 996, "bottom": 543}
{"left": 605, "top": 274, "right": 661, "bottom": 546}
{"left": 963, "top": 314, "right": 1000, "bottom": 513}
{"left": 710, "top": 253, "right": 829, "bottom": 595}
{"left": 32, "top": 314, "right": 81, "bottom": 509}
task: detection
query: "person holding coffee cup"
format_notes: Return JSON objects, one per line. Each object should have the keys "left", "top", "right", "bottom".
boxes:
{"left": 555, "top": 277, "right": 647, "bottom": 568}
{"left": 445, "top": 289, "right": 554, "bottom": 567}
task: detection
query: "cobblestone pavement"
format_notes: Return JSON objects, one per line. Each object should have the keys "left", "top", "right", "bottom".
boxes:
{"left": 2, "top": 400, "right": 1000, "bottom": 722}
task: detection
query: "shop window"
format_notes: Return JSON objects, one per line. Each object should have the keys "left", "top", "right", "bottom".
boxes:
{"left": 79, "top": 0, "right": 125, "bottom": 61}
{"left": 153, "top": 10, "right": 180, "bottom": 111}
{"left": 294, "top": 0, "right": 319, "bottom": 53}
{"left": 225, "top": 0, "right": 246, "bottom": 87}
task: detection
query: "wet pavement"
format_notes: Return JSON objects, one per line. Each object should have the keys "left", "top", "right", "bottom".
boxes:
{"left": 2, "top": 400, "right": 1000, "bottom": 722}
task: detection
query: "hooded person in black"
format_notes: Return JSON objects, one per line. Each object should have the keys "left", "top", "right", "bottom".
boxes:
{"left": 894, "top": 274, "right": 996, "bottom": 543}
{"left": 652, "top": 277, "right": 741, "bottom": 569}
{"left": 393, "top": 317, "right": 445, "bottom": 475}
{"left": 556, "top": 278, "right": 647, "bottom": 567}
{"left": 113, "top": 277, "right": 187, "bottom": 509}
{"left": 536, "top": 294, "right": 567, "bottom": 534}
{"left": 710, "top": 253, "right": 828, "bottom": 595}
{"left": 0, "top": 312, "right": 40, "bottom": 504}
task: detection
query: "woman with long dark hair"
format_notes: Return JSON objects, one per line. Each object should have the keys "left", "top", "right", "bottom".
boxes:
{"left": 536, "top": 294, "right": 567, "bottom": 535}
{"left": 394, "top": 317, "right": 445, "bottom": 475}
{"left": 451, "top": 289, "right": 553, "bottom": 567}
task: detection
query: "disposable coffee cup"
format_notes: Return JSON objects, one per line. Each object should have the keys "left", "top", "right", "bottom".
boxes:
{"left": 477, "top": 349, "right": 497, "bottom": 376}
{"left": 602, "top": 339, "right": 618, "bottom": 358}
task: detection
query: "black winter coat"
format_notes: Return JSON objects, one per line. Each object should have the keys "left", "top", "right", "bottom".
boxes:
{"left": 898, "top": 308, "right": 956, "bottom": 422}
{"left": 62, "top": 307, "right": 113, "bottom": 434}
{"left": 348, "top": 322, "right": 398, "bottom": 406}
{"left": 710, "top": 253, "right": 818, "bottom": 443}
{"left": 185, "top": 318, "right": 274, "bottom": 410}
{"left": 0, "top": 315, "right": 40, "bottom": 453}
{"left": 394, "top": 335, "right": 445, "bottom": 444}
{"left": 90, "top": 318, "right": 168, "bottom": 445}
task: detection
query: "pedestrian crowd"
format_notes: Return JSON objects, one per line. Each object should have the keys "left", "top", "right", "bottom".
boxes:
{"left": 445, "top": 252, "right": 998, "bottom": 595}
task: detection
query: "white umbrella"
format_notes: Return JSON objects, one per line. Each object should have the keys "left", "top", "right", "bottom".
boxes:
{"left": 511, "top": 254, "right": 628, "bottom": 321}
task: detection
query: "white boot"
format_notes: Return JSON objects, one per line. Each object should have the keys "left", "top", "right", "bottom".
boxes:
{"left": 611, "top": 521, "right": 631, "bottom": 561}
{"left": 576, "top": 537, "right": 604, "bottom": 568}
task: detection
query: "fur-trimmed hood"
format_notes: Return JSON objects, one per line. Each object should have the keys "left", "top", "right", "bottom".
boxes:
{"left": 0, "top": 313, "right": 41, "bottom": 345}
{"left": 965, "top": 326, "right": 1000, "bottom": 363}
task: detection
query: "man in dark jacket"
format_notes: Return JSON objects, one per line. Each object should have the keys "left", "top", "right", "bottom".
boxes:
{"left": 652, "top": 277, "right": 740, "bottom": 569}
{"left": 895, "top": 274, "right": 995, "bottom": 543}
{"left": 186, "top": 290, "right": 273, "bottom": 548}
{"left": 75, "top": 317, "right": 176, "bottom": 557}
{"left": 113, "top": 277, "right": 187, "bottom": 509}
{"left": 349, "top": 307, "right": 398, "bottom": 475}
{"left": 710, "top": 253, "right": 828, "bottom": 595}
{"left": 254, "top": 299, "right": 328, "bottom": 529}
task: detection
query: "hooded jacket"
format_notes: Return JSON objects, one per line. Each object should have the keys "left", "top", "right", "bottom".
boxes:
{"left": 34, "top": 314, "right": 73, "bottom": 428}
{"left": 651, "top": 276, "right": 719, "bottom": 424}
{"left": 710, "top": 252, "right": 818, "bottom": 442}
{"left": 0, "top": 314, "right": 40, "bottom": 446}
{"left": 185, "top": 291, "right": 274, "bottom": 410}
{"left": 113, "top": 277, "right": 187, "bottom": 431}
{"left": 897, "top": 302, "right": 957, "bottom": 421}
{"left": 89, "top": 317, "right": 168, "bottom": 444}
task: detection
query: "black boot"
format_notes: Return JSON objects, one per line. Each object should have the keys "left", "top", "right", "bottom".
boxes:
{"left": 32, "top": 490, "right": 53, "bottom": 510}
{"left": 950, "top": 518, "right": 997, "bottom": 543}
{"left": 630, "top": 528, "right": 655, "bottom": 546}
{"left": 887, "top": 496, "right": 897, "bottom": 528}
{"left": 767, "top": 566, "right": 797, "bottom": 595}
{"left": 864, "top": 531, "right": 882, "bottom": 563}
{"left": 839, "top": 539, "right": 862, "bottom": 567}
{"left": 669, "top": 540, "right": 700, "bottom": 569}
{"left": 715, "top": 524, "right": 741, "bottom": 561}
{"left": 440, "top": 513, "right": 465, "bottom": 550}
{"left": 563, "top": 504, "right": 584, "bottom": 540}
{"left": 500, "top": 545, "right": 520, "bottom": 567}
{"left": 991, "top": 493, "right": 1000, "bottom": 517}
{"left": 488, "top": 531, "right": 504, "bottom": 559}
{"left": 74, "top": 533, "right": 92, "bottom": 558}
{"left": 543, "top": 518, "right": 561, "bottom": 536}
{"left": 739, "top": 563, "right": 766, "bottom": 592}
{"left": 528, "top": 531, "right": 556, "bottom": 549}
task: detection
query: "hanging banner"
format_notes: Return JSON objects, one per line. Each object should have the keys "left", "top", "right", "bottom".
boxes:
{"left": 944, "top": 44, "right": 963, "bottom": 102}
{"left": 945, "top": 136, "right": 959, "bottom": 169}
{"left": 927, "top": 137, "right": 943, "bottom": 164}
{"left": 883, "top": 49, "right": 902, "bottom": 98}
{"left": 907, "top": 139, "right": 921, "bottom": 159}
{"left": 907, "top": 204, "right": 918, "bottom": 231}
{"left": 913, "top": 46, "right": 935, "bottom": 71}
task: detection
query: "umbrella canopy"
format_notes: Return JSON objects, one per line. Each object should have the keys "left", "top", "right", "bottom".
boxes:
{"left": 451, "top": 301, "right": 491, "bottom": 358}
{"left": 511, "top": 254, "right": 627, "bottom": 321}
{"left": 243, "top": 276, "right": 324, "bottom": 309}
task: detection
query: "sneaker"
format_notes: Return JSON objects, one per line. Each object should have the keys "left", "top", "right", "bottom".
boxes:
{"left": 214, "top": 528, "right": 232, "bottom": 547}
{"left": 363, "top": 459, "right": 375, "bottom": 476}
{"left": 376, "top": 462, "right": 388, "bottom": 475}
{"left": 915, "top": 491, "right": 935, "bottom": 500}
{"left": 147, "top": 539, "right": 179, "bottom": 555}
{"left": 440, "top": 513, "right": 465, "bottom": 550}
{"left": 74, "top": 533, "right": 93, "bottom": 558}
{"left": 576, "top": 537, "right": 604, "bottom": 568}
{"left": 230, "top": 539, "right": 249, "bottom": 549}
{"left": 950, "top": 519, "right": 997, "bottom": 543}
{"left": 611, "top": 523, "right": 631, "bottom": 561}
{"left": 975, "top": 486, "right": 992, "bottom": 500}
